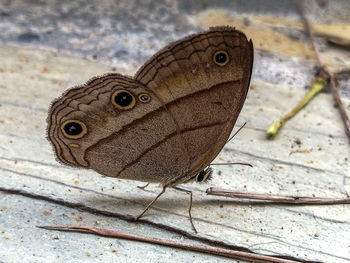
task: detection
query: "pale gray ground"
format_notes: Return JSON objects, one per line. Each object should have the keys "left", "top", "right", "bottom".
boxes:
{"left": 0, "top": 1, "right": 350, "bottom": 262}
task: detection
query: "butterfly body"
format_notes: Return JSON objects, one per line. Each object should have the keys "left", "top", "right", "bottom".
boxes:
{"left": 47, "top": 26, "right": 253, "bottom": 187}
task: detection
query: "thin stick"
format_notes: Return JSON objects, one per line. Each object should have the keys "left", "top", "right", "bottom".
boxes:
{"left": 37, "top": 225, "right": 300, "bottom": 263}
{"left": 296, "top": 1, "right": 325, "bottom": 68}
{"left": 0, "top": 186, "right": 315, "bottom": 263}
{"left": 267, "top": 2, "right": 350, "bottom": 139}
{"left": 266, "top": 0, "right": 327, "bottom": 138}
{"left": 329, "top": 74, "right": 350, "bottom": 139}
{"left": 297, "top": 1, "right": 350, "bottom": 141}
{"left": 206, "top": 188, "right": 350, "bottom": 205}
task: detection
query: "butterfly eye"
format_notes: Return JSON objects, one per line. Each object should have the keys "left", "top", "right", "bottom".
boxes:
{"left": 195, "top": 168, "right": 212, "bottom": 183}
{"left": 213, "top": 50, "right": 230, "bottom": 66}
{"left": 111, "top": 90, "right": 136, "bottom": 110}
{"left": 61, "top": 120, "right": 87, "bottom": 139}
{"left": 138, "top": 93, "right": 151, "bottom": 103}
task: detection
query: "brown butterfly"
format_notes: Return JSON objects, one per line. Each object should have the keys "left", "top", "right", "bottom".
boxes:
{"left": 47, "top": 26, "right": 254, "bottom": 232}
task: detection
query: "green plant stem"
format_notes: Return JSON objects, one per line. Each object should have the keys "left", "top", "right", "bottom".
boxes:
{"left": 266, "top": 77, "right": 327, "bottom": 137}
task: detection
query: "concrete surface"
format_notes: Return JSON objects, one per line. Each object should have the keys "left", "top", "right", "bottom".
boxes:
{"left": 0, "top": 0, "right": 350, "bottom": 262}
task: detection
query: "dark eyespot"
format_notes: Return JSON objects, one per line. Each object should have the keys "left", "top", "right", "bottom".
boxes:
{"left": 61, "top": 120, "right": 87, "bottom": 139}
{"left": 111, "top": 90, "right": 136, "bottom": 110}
{"left": 213, "top": 50, "right": 229, "bottom": 66}
{"left": 64, "top": 122, "right": 82, "bottom": 135}
{"left": 138, "top": 93, "right": 151, "bottom": 103}
{"left": 115, "top": 92, "right": 133, "bottom": 106}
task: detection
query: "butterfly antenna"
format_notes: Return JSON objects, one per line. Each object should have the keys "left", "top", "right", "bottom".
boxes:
{"left": 210, "top": 123, "right": 252, "bottom": 168}
{"left": 210, "top": 162, "right": 252, "bottom": 167}
{"left": 227, "top": 122, "right": 247, "bottom": 144}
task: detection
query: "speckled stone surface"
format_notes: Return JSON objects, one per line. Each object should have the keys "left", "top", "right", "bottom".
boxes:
{"left": 0, "top": 1, "right": 350, "bottom": 262}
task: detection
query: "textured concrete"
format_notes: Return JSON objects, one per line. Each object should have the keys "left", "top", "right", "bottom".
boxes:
{"left": 0, "top": 1, "right": 350, "bottom": 262}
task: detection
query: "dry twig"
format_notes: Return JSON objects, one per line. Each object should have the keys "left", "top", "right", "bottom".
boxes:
{"left": 38, "top": 225, "right": 302, "bottom": 263}
{"left": 2, "top": 186, "right": 315, "bottom": 262}
{"left": 267, "top": 2, "right": 350, "bottom": 140}
{"left": 296, "top": 1, "right": 350, "bottom": 140}
{"left": 206, "top": 188, "right": 350, "bottom": 205}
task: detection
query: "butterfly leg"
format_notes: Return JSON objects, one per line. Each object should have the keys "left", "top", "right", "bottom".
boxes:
{"left": 137, "top": 183, "right": 150, "bottom": 190}
{"left": 135, "top": 186, "right": 167, "bottom": 220}
{"left": 172, "top": 186, "right": 197, "bottom": 233}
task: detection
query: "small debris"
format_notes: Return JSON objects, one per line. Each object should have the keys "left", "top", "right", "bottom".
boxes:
{"left": 294, "top": 138, "right": 302, "bottom": 145}
{"left": 42, "top": 210, "right": 51, "bottom": 216}
{"left": 75, "top": 215, "right": 83, "bottom": 222}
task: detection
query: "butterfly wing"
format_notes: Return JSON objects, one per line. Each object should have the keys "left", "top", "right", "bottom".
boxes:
{"left": 135, "top": 26, "right": 253, "bottom": 185}
{"left": 47, "top": 27, "right": 253, "bottom": 186}
{"left": 47, "top": 73, "right": 191, "bottom": 183}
